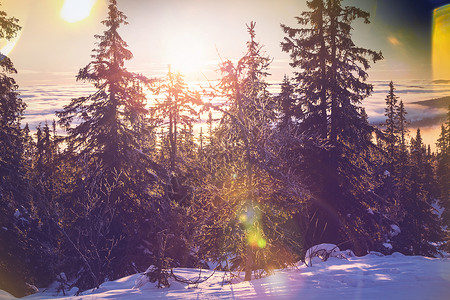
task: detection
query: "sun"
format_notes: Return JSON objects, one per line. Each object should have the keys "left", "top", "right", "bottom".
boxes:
{"left": 163, "top": 32, "right": 208, "bottom": 75}
{"left": 60, "top": 0, "right": 96, "bottom": 23}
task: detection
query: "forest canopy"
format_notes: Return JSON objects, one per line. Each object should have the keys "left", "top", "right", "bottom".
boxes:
{"left": 0, "top": 0, "right": 449, "bottom": 297}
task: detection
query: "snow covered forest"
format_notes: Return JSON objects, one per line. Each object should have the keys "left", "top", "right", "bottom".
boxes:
{"left": 1, "top": 0, "right": 449, "bottom": 298}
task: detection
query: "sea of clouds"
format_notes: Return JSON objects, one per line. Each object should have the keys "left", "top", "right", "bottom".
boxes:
{"left": 19, "top": 80, "right": 449, "bottom": 147}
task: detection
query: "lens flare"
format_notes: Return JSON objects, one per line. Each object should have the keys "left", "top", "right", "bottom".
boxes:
{"left": 247, "top": 230, "right": 266, "bottom": 249}
{"left": 432, "top": 4, "right": 450, "bottom": 80}
{"left": 257, "top": 237, "right": 267, "bottom": 249}
{"left": 0, "top": 32, "right": 22, "bottom": 57}
{"left": 239, "top": 205, "right": 266, "bottom": 249}
{"left": 239, "top": 213, "right": 248, "bottom": 223}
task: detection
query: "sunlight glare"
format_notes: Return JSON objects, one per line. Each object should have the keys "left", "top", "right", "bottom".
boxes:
{"left": 432, "top": 4, "right": 450, "bottom": 80}
{"left": 61, "top": 0, "right": 96, "bottom": 23}
{"left": 164, "top": 32, "right": 207, "bottom": 75}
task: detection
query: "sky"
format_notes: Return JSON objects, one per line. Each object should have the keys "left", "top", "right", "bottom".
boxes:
{"left": 1, "top": 0, "right": 450, "bottom": 86}
{"left": 0, "top": 0, "right": 449, "bottom": 148}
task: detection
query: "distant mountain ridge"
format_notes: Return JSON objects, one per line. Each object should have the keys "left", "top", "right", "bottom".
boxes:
{"left": 432, "top": 80, "right": 450, "bottom": 84}
{"left": 373, "top": 96, "right": 449, "bottom": 128}
{"left": 411, "top": 96, "right": 450, "bottom": 109}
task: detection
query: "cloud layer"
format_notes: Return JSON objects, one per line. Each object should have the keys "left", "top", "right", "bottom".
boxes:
{"left": 20, "top": 80, "right": 449, "bottom": 147}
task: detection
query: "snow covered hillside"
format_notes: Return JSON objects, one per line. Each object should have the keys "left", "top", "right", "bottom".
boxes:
{"left": 2, "top": 250, "right": 449, "bottom": 300}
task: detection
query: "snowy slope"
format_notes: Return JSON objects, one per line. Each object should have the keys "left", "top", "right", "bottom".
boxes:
{"left": 3, "top": 252, "right": 449, "bottom": 300}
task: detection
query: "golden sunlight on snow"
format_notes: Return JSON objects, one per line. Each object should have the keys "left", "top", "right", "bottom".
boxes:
{"left": 60, "top": 0, "right": 97, "bottom": 23}
{"left": 432, "top": 4, "right": 450, "bottom": 80}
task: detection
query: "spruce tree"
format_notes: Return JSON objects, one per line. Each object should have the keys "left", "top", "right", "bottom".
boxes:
{"left": 384, "top": 81, "right": 400, "bottom": 162}
{"left": 152, "top": 68, "right": 201, "bottom": 204}
{"left": 0, "top": 5, "right": 56, "bottom": 296}
{"left": 57, "top": 0, "right": 152, "bottom": 173}
{"left": 392, "top": 129, "right": 443, "bottom": 256}
{"left": 145, "top": 68, "right": 204, "bottom": 273}
{"left": 437, "top": 106, "right": 450, "bottom": 250}
{"left": 195, "top": 22, "right": 304, "bottom": 281}
{"left": 281, "top": 0, "right": 385, "bottom": 254}
{"left": 394, "top": 100, "right": 409, "bottom": 194}
{"left": 56, "top": 0, "right": 166, "bottom": 289}
{"left": 281, "top": 0, "right": 328, "bottom": 138}
{"left": 375, "top": 82, "right": 405, "bottom": 233}
{"left": 397, "top": 101, "right": 408, "bottom": 152}
{"left": 275, "top": 75, "right": 297, "bottom": 128}
{"left": 0, "top": 6, "right": 37, "bottom": 296}
{"left": 0, "top": 4, "right": 25, "bottom": 206}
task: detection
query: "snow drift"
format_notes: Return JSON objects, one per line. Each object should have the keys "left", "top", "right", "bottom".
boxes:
{"left": 1, "top": 244, "right": 447, "bottom": 300}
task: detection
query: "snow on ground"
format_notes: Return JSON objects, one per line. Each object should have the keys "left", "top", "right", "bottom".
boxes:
{"left": 2, "top": 252, "right": 449, "bottom": 300}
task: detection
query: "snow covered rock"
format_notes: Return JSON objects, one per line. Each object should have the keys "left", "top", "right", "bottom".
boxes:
{"left": 389, "top": 224, "right": 401, "bottom": 237}
{"left": 383, "top": 243, "right": 393, "bottom": 250}
{"left": 304, "top": 244, "right": 354, "bottom": 266}
{"left": 134, "top": 265, "right": 156, "bottom": 289}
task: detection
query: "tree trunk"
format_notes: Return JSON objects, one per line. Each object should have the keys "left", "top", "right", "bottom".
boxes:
{"left": 244, "top": 244, "right": 254, "bottom": 281}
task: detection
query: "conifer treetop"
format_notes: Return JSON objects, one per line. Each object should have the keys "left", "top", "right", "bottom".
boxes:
{"left": 0, "top": 4, "right": 21, "bottom": 41}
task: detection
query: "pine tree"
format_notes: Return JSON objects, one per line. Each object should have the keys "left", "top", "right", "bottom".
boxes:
{"left": 392, "top": 129, "right": 443, "bottom": 256}
{"left": 281, "top": 0, "right": 385, "bottom": 254}
{"left": 437, "top": 106, "right": 450, "bottom": 250}
{"left": 394, "top": 100, "right": 409, "bottom": 196}
{"left": 149, "top": 69, "right": 204, "bottom": 270}
{"left": 0, "top": 6, "right": 38, "bottom": 296}
{"left": 141, "top": 69, "right": 206, "bottom": 276}
{"left": 275, "top": 75, "right": 297, "bottom": 127}
{"left": 56, "top": 0, "right": 167, "bottom": 290}
{"left": 397, "top": 100, "right": 408, "bottom": 152}
{"left": 152, "top": 67, "right": 200, "bottom": 184}
{"left": 0, "top": 5, "right": 56, "bottom": 296}
{"left": 281, "top": 0, "right": 328, "bottom": 138}
{"left": 384, "top": 81, "right": 400, "bottom": 162}
{"left": 374, "top": 82, "right": 405, "bottom": 237}
{"left": 0, "top": 4, "right": 25, "bottom": 205}
{"left": 57, "top": 0, "right": 152, "bottom": 173}
{"left": 195, "top": 22, "right": 305, "bottom": 281}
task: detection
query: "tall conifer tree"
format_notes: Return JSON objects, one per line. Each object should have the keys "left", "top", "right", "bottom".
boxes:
{"left": 58, "top": 0, "right": 151, "bottom": 173}
{"left": 0, "top": 4, "right": 25, "bottom": 206}
{"left": 384, "top": 81, "right": 400, "bottom": 162}
{"left": 195, "top": 22, "right": 305, "bottom": 281}
{"left": 281, "top": 0, "right": 385, "bottom": 254}
{"left": 57, "top": 0, "right": 166, "bottom": 289}
{"left": 436, "top": 106, "right": 450, "bottom": 250}
{"left": 392, "top": 129, "right": 443, "bottom": 256}
{"left": 0, "top": 5, "right": 54, "bottom": 296}
{"left": 275, "top": 75, "right": 297, "bottom": 128}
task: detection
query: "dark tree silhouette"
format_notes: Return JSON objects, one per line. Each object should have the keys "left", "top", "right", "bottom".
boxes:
{"left": 0, "top": 6, "right": 36, "bottom": 297}
{"left": 436, "top": 107, "right": 450, "bottom": 251}
{"left": 384, "top": 81, "right": 400, "bottom": 163}
{"left": 281, "top": 0, "right": 385, "bottom": 254}
{"left": 392, "top": 129, "right": 443, "bottom": 256}
{"left": 56, "top": 0, "right": 168, "bottom": 290}
{"left": 275, "top": 75, "right": 297, "bottom": 128}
